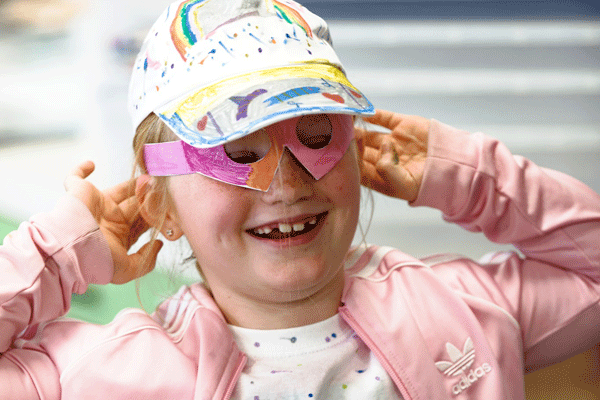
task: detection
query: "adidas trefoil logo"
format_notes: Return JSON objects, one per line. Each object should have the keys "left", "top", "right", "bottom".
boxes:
{"left": 435, "top": 337, "right": 475, "bottom": 376}
{"left": 435, "top": 337, "right": 492, "bottom": 396}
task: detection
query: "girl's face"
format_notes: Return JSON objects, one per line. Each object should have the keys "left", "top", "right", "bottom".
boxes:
{"left": 166, "top": 115, "right": 361, "bottom": 309}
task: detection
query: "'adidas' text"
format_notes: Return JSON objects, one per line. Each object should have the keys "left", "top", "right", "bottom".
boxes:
{"left": 452, "top": 363, "right": 492, "bottom": 395}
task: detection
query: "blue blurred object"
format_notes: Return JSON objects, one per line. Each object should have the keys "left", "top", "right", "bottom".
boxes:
{"left": 298, "top": 0, "right": 600, "bottom": 20}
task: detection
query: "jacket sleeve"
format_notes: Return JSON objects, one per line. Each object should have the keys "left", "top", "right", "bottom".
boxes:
{"left": 0, "top": 194, "right": 113, "bottom": 397}
{"left": 412, "top": 119, "right": 600, "bottom": 372}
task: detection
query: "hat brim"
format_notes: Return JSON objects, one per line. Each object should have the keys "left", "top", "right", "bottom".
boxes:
{"left": 154, "top": 63, "right": 374, "bottom": 148}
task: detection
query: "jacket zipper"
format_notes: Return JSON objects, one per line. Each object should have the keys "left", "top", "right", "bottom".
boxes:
{"left": 339, "top": 307, "right": 415, "bottom": 400}
{"left": 222, "top": 352, "right": 247, "bottom": 400}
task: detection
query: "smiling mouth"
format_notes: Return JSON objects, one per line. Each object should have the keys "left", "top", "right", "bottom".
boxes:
{"left": 247, "top": 212, "right": 328, "bottom": 240}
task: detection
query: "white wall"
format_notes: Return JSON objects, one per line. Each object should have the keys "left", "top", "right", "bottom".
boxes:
{"left": 1, "top": 2, "right": 599, "bottom": 264}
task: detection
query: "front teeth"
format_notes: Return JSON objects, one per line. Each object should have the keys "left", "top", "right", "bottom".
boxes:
{"left": 254, "top": 216, "right": 321, "bottom": 236}
{"left": 293, "top": 223, "right": 305, "bottom": 232}
{"left": 284, "top": 222, "right": 312, "bottom": 233}
{"left": 278, "top": 223, "right": 292, "bottom": 233}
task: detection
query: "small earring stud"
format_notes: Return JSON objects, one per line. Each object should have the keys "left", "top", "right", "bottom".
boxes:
{"left": 166, "top": 229, "right": 174, "bottom": 237}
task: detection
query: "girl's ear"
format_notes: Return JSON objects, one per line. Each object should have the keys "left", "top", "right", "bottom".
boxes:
{"left": 135, "top": 175, "right": 183, "bottom": 240}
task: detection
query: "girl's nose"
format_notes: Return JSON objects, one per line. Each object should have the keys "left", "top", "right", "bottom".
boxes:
{"left": 261, "top": 149, "right": 314, "bottom": 204}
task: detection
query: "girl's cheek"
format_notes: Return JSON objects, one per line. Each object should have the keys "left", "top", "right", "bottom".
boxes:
{"left": 170, "top": 175, "right": 239, "bottom": 229}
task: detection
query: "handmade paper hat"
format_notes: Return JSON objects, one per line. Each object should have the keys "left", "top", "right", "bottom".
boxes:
{"left": 128, "top": 0, "right": 374, "bottom": 148}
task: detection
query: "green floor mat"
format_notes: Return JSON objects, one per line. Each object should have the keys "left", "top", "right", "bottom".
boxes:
{"left": 68, "top": 271, "right": 192, "bottom": 325}
{"left": 0, "top": 216, "right": 18, "bottom": 243}
{"left": 1, "top": 216, "right": 190, "bottom": 325}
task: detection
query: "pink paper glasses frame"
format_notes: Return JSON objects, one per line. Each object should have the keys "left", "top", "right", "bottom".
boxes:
{"left": 144, "top": 114, "right": 354, "bottom": 191}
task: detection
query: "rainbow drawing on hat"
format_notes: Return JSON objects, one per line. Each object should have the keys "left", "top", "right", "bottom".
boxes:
{"left": 170, "top": 0, "right": 210, "bottom": 60}
{"left": 272, "top": 0, "right": 312, "bottom": 38}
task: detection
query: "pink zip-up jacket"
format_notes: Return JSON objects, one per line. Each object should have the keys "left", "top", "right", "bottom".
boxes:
{"left": 1, "top": 120, "right": 599, "bottom": 399}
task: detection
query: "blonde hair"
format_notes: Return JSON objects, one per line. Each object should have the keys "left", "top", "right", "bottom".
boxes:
{"left": 132, "top": 113, "right": 208, "bottom": 282}
{"left": 133, "top": 112, "right": 176, "bottom": 232}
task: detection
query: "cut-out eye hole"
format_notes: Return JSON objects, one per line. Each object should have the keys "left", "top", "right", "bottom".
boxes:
{"left": 296, "top": 114, "right": 332, "bottom": 149}
{"left": 224, "top": 128, "right": 271, "bottom": 164}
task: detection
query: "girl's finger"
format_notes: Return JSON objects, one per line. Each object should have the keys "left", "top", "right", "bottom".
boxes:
{"left": 360, "top": 162, "right": 392, "bottom": 196}
{"left": 379, "top": 141, "right": 399, "bottom": 166}
{"left": 128, "top": 215, "right": 151, "bottom": 246}
{"left": 105, "top": 179, "right": 136, "bottom": 205}
{"left": 362, "top": 109, "right": 405, "bottom": 130}
{"left": 361, "top": 136, "right": 399, "bottom": 165}
{"left": 357, "top": 129, "right": 385, "bottom": 149}
{"left": 134, "top": 240, "right": 163, "bottom": 277}
{"left": 71, "top": 160, "right": 95, "bottom": 178}
{"left": 360, "top": 146, "right": 383, "bottom": 165}
{"left": 64, "top": 161, "right": 95, "bottom": 191}
{"left": 120, "top": 196, "right": 141, "bottom": 224}
{"left": 112, "top": 240, "right": 162, "bottom": 284}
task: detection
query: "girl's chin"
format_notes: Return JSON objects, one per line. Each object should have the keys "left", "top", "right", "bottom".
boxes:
{"left": 249, "top": 258, "right": 339, "bottom": 296}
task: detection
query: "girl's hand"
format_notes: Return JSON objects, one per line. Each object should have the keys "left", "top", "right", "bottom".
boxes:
{"left": 63, "top": 161, "right": 163, "bottom": 284}
{"left": 356, "top": 110, "right": 430, "bottom": 202}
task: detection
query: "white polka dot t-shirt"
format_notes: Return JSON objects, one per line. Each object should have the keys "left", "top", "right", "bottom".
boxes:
{"left": 228, "top": 313, "right": 403, "bottom": 400}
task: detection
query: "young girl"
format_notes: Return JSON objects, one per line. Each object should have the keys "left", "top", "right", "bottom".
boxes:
{"left": 1, "top": 0, "right": 599, "bottom": 399}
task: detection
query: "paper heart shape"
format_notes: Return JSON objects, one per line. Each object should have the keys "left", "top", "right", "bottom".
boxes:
{"left": 197, "top": 115, "right": 208, "bottom": 131}
{"left": 350, "top": 90, "right": 362, "bottom": 99}
{"left": 322, "top": 93, "right": 345, "bottom": 104}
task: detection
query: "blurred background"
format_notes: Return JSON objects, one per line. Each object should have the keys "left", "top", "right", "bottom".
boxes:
{"left": 1, "top": 0, "right": 599, "bottom": 397}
